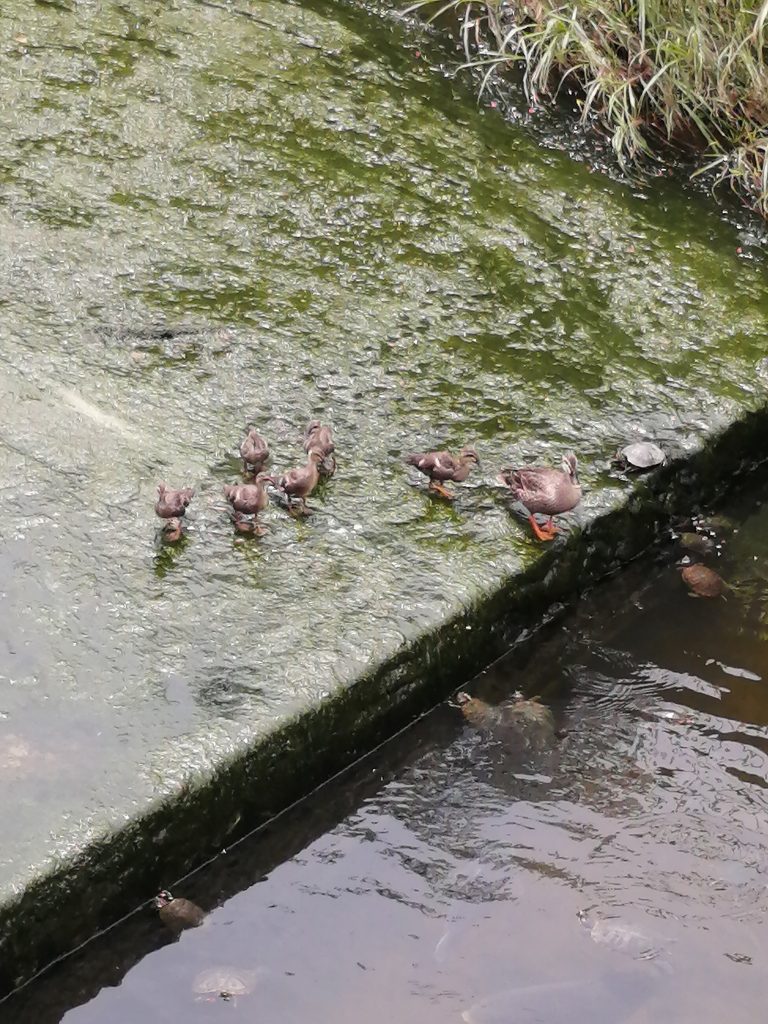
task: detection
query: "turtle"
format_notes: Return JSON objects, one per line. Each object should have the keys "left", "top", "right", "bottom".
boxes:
{"left": 680, "top": 563, "right": 726, "bottom": 598}
{"left": 577, "top": 909, "right": 670, "bottom": 965}
{"left": 677, "top": 531, "right": 715, "bottom": 557}
{"left": 192, "top": 966, "right": 260, "bottom": 1004}
{"left": 154, "top": 889, "right": 206, "bottom": 932}
{"left": 612, "top": 441, "right": 666, "bottom": 472}
{"left": 454, "top": 692, "right": 555, "bottom": 739}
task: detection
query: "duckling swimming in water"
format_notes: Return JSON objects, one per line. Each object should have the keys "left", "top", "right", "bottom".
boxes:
{"left": 154, "top": 483, "right": 194, "bottom": 542}
{"left": 223, "top": 473, "right": 271, "bottom": 534}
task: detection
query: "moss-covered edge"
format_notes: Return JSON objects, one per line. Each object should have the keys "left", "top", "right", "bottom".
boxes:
{"left": 1, "top": 404, "right": 767, "bottom": 995}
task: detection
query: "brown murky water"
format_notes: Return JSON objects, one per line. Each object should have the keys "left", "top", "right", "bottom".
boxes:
{"left": 5, "top": 479, "right": 768, "bottom": 1023}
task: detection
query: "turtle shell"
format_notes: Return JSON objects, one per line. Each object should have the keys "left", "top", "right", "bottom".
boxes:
{"left": 156, "top": 895, "right": 205, "bottom": 932}
{"left": 456, "top": 694, "right": 555, "bottom": 739}
{"left": 617, "top": 442, "right": 666, "bottom": 469}
{"left": 501, "top": 697, "right": 555, "bottom": 731}
{"left": 681, "top": 564, "right": 725, "bottom": 598}
{"left": 585, "top": 917, "right": 662, "bottom": 960}
{"left": 192, "top": 967, "right": 259, "bottom": 1000}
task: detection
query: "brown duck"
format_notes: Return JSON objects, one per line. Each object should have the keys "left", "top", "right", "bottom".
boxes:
{"left": 405, "top": 446, "right": 480, "bottom": 499}
{"left": 239, "top": 427, "right": 269, "bottom": 474}
{"left": 497, "top": 454, "right": 581, "bottom": 541}
{"left": 154, "top": 889, "right": 206, "bottom": 933}
{"left": 303, "top": 420, "right": 336, "bottom": 478}
{"left": 223, "top": 474, "right": 271, "bottom": 534}
{"left": 275, "top": 450, "right": 323, "bottom": 513}
{"left": 155, "top": 483, "right": 195, "bottom": 542}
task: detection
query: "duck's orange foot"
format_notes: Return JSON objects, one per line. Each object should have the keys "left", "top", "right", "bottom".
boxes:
{"left": 529, "top": 515, "right": 558, "bottom": 542}
{"left": 429, "top": 482, "right": 455, "bottom": 500}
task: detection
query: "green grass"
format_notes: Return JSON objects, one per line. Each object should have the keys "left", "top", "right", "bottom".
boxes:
{"left": 406, "top": 0, "right": 768, "bottom": 216}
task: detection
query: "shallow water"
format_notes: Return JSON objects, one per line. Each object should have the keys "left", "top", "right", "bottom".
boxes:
{"left": 6, "top": 481, "right": 768, "bottom": 1022}
{"left": 2, "top": 0, "right": 768, "bottom": 897}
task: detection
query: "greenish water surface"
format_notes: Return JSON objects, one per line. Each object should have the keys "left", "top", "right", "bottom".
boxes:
{"left": 0, "top": 0, "right": 766, "bottom": 898}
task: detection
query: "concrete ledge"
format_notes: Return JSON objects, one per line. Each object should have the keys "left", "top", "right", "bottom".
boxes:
{"left": 3, "top": 405, "right": 768, "bottom": 996}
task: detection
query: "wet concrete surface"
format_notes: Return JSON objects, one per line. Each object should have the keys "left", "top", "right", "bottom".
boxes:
{"left": 1, "top": 0, "right": 768, "bottom": 990}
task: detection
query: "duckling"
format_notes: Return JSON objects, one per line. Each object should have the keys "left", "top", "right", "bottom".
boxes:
{"left": 239, "top": 427, "right": 269, "bottom": 474}
{"left": 223, "top": 473, "right": 271, "bottom": 534}
{"left": 497, "top": 454, "right": 581, "bottom": 541}
{"left": 154, "top": 483, "right": 195, "bottom": 542}
{"left": 154, "top": 889, "right": 205, "bottom": 933}
{"left": 275, "top": 450, "right": 323, "bottom": 514}
{"left": 405, "top": 446, "right": 479, "bottom": 499}
{"left": 303, "top": 420, "right": 336, "bottom": 478}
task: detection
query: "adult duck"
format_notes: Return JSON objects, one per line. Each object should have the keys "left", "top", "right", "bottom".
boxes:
{"left": 497, "top": 454, "right": 580, "bottom": 541}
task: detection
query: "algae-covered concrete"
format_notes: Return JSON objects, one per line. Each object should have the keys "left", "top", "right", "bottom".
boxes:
{"left": 0, "top": 0, "right": 767, "bottom": 994}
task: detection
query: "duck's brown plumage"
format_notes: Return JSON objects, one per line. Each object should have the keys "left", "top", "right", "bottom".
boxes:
{"left": 239, "top": 428, "right": 269, "bottom": 472}
{"left": 303, "top": 420, "right": 335, "bottom": 457}
{"left": 304, "top": 421, "right": 336, "bottom": 477}
{"left": 155, "top": 483, "right": 195, "bottom": 520}
{"left": 497, "top": 454, "right": 580, "bottom": 541}
{"left": 276, "top": 451, "right": 323, "bottom": 510}
{"left": 223, "top": 475, "right": 270, "bottom": 517}
{"left": 405, "top": 446, "right": 479, "bottom": 498}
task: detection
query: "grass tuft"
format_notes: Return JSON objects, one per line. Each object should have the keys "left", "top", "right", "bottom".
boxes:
{"left": 405, "top": 0, "right": 768, "bottom": 216}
